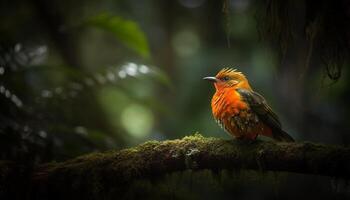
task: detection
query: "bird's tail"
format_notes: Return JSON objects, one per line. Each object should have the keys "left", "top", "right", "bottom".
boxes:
{"left": 272, "top": 129, "right": 295, "bottom": 142}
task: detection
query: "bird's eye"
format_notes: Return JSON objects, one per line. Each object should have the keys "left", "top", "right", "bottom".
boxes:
{"left": 222, "top": 76, "right": 230, "bottom": 81}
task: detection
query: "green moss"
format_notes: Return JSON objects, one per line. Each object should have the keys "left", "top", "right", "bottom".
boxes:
{"left": 28, "top": 136, "right": 350, "bottom": 199}
{"left": 182, "top": 132, "right": 205, "bottom": 141}
{"left": 138, "top": 140, "right": 161, "bottom": 148}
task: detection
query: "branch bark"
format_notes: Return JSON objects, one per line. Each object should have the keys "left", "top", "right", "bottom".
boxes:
{"left": 1, "top": 134, "right": 350, "bottom": 199}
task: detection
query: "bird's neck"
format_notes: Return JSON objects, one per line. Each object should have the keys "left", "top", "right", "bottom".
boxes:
{"left": 237, "top": 81, "right": 252, "bottom": 90}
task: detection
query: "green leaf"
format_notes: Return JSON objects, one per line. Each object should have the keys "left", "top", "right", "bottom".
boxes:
{"left": 87, "top": 13, "right": 150, "bottom": 58}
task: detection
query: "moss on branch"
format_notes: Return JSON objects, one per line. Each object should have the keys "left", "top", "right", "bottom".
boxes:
{"left": 1, "top": 134, "right": 350, "bottom": 199}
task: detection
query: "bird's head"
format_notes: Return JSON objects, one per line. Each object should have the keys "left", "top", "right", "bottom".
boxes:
{"left": 203, "top": 68, "right": 251, "bottom": 91}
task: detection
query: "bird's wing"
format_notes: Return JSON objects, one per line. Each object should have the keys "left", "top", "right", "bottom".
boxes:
{"left": 236, "top": 88, "right": 282, "bottom": 130}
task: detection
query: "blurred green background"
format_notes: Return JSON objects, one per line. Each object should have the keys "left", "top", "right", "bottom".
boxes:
{"left": 1, "top": 0, "right": 349, "bottom": 161}
{"left": 1, "top": 0, "right": 350, "bottom": 199}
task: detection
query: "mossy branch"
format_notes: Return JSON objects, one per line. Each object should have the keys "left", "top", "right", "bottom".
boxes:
{"left": 1, "top": 134, "right": 350, "bottom": 198}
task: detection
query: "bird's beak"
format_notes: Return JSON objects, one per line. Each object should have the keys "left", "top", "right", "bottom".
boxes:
{"left": 203, "top": 77, "right": 218, "bottom": 82}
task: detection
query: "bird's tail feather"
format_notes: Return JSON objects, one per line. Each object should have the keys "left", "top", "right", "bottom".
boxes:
{"left": 272, "top": 129, "right": 295, "bottom": 142}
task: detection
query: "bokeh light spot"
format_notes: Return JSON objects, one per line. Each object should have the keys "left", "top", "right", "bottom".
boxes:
{"left": 139, "top": 65, "right": 149, "bottom": 74}
{"left": 172, "top": 30, "right": 200, "bottom": 57}
{"left": 121, "top": 104, "right": 154, "bottom": 139}
{"left": 118, "top": 70, "right": 127, "bottom": 78}
{"left": 124, "top": 63, "right": 138, "bottom": 76}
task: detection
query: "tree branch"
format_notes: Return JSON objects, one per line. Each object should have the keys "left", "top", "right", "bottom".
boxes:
{"left": 1, "top": 134, "right": 350, "bottom": 198}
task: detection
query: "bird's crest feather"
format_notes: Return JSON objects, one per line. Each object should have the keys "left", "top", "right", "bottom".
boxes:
{"left": 216, "top": 68, "right": 245, "bottom": 78}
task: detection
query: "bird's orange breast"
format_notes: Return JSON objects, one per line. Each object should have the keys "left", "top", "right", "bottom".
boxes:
{"left": 210, "top": 88, "right": 272, "bottom": 139}
{"left": 211, "top": 88, "right": 247, "bottom": 119}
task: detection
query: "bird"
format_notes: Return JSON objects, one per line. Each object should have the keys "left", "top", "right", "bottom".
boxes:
{"left": 203, "top": 68, "right": 294, "bottom": 142}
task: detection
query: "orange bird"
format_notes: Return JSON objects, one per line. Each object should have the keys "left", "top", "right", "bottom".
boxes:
{"left": 204, "top": 68, "right": 294, "bottom": 142}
